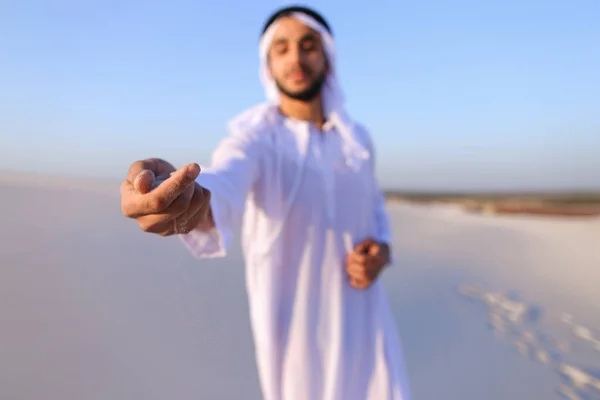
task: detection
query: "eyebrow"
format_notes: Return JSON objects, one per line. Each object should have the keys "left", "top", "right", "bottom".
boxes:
{"left": 272, "top": 37, "right": 288, "bottom": 47}
{"left": 272, "top": 32, "right": 320, "bottom": 46}
{"left": 300, "top": 33, "right": 318, "bottom": 42}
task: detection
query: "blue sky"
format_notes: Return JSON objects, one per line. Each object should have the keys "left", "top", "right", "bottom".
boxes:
{"left": 1, "top": 0, "right": 599, "bottom": 191}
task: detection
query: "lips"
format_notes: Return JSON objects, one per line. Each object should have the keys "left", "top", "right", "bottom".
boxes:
{"left": 288, "top": 71, "right": 307, "bottom": 81}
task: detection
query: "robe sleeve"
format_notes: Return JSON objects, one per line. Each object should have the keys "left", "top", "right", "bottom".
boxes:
{"left": 178, "top": 129, "right": 263, "bottom": 259}
{"left": 373, "top": 181, "right": 393, "bottom": 246}
{"left": 369, "top": 142, "right": 396, "bottom": 266}
{"left": 359, "top": 125, "right": 394, "bottom": 249}
{"left": 370, "top": 156, "right": 393, "bottom": 247}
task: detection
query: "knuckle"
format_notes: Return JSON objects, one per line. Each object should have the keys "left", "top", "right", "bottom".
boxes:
{"left": 148, "top": 196, "right": 168, "bottom": 211}
{"left": 121, "top": 201, "right": 131, "bottom": 217}
{"left": 181, "top": 188, "right": 196, "bottom": 207}
{"left": 128, "top": 160, "right": 147, "bottom": 177}
{"left": 192, "top": 185, "right": 208, "bottom": 206}
{"left": 121, "top": 200, "right": 139, "bottom": 219}
{"left": 137, "top": 217, "right": 163, "bottom": 234}
{"left": 119, "top": 179, "right": 129, "bottom": 193}
{"left": 137, "top": 219, "right": 152, "bottom": 232}
{"left": 127, "top": 161, "right": 140, "bottom": 174}
{"left": 170, "top": 195, "right": 192, "bottom": 215}
{"left": 120, "top": 193, "right": 134, "bottom": 218}
{"left": 168, "top": 199, "right": 186, "bottom": 215}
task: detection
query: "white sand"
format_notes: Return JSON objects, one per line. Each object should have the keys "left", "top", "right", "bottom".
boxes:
{"left": 1, "top": 175, "right": 599, "bottom": 400}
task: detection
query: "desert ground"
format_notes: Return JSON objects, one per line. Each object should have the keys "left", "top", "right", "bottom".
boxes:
{"left": 1, "top": 174, "right": 599, "bottom": 400}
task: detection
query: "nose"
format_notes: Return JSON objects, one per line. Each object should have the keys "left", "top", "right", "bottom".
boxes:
{"left": 287, "top": 44, "right": 302, "bottom": 65}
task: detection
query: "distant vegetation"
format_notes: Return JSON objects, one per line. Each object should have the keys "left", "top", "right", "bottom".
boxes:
{"left": 384, "top": 191, "right": 600, "bottom": 217}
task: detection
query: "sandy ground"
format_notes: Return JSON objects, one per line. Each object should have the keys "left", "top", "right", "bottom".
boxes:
{"left": 1, "top": 175, "right": 599, "bottom": 400}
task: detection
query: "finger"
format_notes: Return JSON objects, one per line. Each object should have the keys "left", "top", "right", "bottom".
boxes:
{"left": 189, "top": 186, "right": 213, "bottom": 229}
{"left": 353, "top": 242, "right": 368, "bottom": 254}
{"left": 135, "top": 184, "right": 195, "bottom": 233}
{"left": 161, "top": 184, "right": 211, "bottom": 235}
{"left": 192, "top": 199, "right": 215, "bottom": 232}
{"left": 189, "top": 185, "right": 211, "bottom": 217}
{"left": 349, "top": 276, "right": 370, "bottom": 290}
{"left": 120, "top": 179, "right": 136, "bottom": 217}
{"left": 127, "top": 159, "right": 154, "bottom": 185}
{"left": 171, "top": 185, "right": 211, "bottom": 234}
{"left": 121, "top": 177, "right": 154, "bottom": 218}
{"left": 133, "top": 169, "right": 156, "bottom": 194}
{"left": 122, "top": 159, "right": 176, "bottom": 217}
{"left": 354, "top": 237, "right": 376, "bottom": 254}
{"left": 144, "top": 163, "right": 200, "bottom": 213}
{"left": 136, "top": 213, "right": 174, "bottom": 235}
{"left": 156, "top": 181, "right": 196, "bottom": 217}
{"left": 126, "top": 158, "right": 175, "bottom": 184}
{"left": 346, "top": 262, "right": 367, "bottom": 279}
{"left": 135, "top": 181, "right": 208, "bottom": 235}
{"left": 349, "top": 256, "right": 383, "bottom": 279}
{"left": 367, "top": 242, "right": 381, "bottom": 256}
{"left": 347, "top": 252, "right": 368, "bottom": 266}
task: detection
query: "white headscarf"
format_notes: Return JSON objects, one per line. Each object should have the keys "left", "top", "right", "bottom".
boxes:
{"left": 257, "top": 11, "right": 370, "bottom": 170}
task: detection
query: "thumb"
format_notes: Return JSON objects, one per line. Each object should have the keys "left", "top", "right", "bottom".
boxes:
{"left": 150, "top": 163, "right": 201, "bottom": 206}
{"left": 368, "top": 242, "right": 381, "bottom": 256}
{"left": 133, "top": 169, "right": 156, "bottom": 194}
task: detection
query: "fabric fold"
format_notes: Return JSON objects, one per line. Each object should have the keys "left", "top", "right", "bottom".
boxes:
{"left": 178, "top": 170, "right": 233, "bottom": 258}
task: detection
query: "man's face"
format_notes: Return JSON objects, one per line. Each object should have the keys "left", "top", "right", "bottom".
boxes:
{"left": 267, "top": 17, "right": 328, "bottom": 102}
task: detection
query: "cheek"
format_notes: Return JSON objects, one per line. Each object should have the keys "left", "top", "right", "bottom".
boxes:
{"left": 308, "top": 55, "right": 327, "bottom": 74}
{"left": 268, "top": 59, "right": 285, "bottom": 79}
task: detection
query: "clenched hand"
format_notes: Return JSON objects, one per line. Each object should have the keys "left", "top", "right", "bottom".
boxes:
{"left": 120, "top": 158, "right": 214, "bottom": 236}
{"left": 345, "top": 237, "right": 391, "bottom": 290}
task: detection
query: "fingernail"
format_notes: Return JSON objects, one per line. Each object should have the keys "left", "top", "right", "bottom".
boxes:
{"left": 135, "top": 169, "right": 150, "bottom": 182}
{"left": 134, "top": 170, "right": 154, "bottom": 193}
{"left": 186, "top": 163, "right": 200, "bottom": 179}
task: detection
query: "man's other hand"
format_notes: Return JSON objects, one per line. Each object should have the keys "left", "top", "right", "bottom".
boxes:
{"left": 345, "top": 237, "right": 390, "bottom": 290}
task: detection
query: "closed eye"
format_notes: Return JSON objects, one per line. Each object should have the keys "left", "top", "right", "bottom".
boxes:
{"left": 300, "top": 34, "right": 319, "bottom": 52}
{"left": 272, "top": 39, "right": 288, "bottom": 55}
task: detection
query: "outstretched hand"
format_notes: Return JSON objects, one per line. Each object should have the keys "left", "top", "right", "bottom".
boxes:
{"left": 120, "top": 158, "right": 214, "bottom": 236}
{"left": 345, "top": 237, "right": 390, "bottom": 290}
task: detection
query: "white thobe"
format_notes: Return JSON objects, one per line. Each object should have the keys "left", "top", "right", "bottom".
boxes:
{"left": 180, "top": 104, "right": 410, "bottom": 400}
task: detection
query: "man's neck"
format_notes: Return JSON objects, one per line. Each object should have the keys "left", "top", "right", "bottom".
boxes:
{"left": 279, "top": 95, "right": 325, "bottom": 129}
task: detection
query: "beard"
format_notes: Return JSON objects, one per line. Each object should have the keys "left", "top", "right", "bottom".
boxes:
{"left": 275, "top": 69, "right": 327, "bottom": 102}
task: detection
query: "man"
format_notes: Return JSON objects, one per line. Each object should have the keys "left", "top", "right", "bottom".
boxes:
{"left": 121, "top": 6, "right": 410, "bottom": 400}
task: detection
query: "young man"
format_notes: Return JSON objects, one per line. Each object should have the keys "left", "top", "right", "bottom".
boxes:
{"left": 120, "top": 6, "right": 410, "bottom": 400}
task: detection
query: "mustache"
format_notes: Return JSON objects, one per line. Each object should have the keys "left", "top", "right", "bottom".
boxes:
{"left": 284, "top": 64, "right": 312, "bottom": 77}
